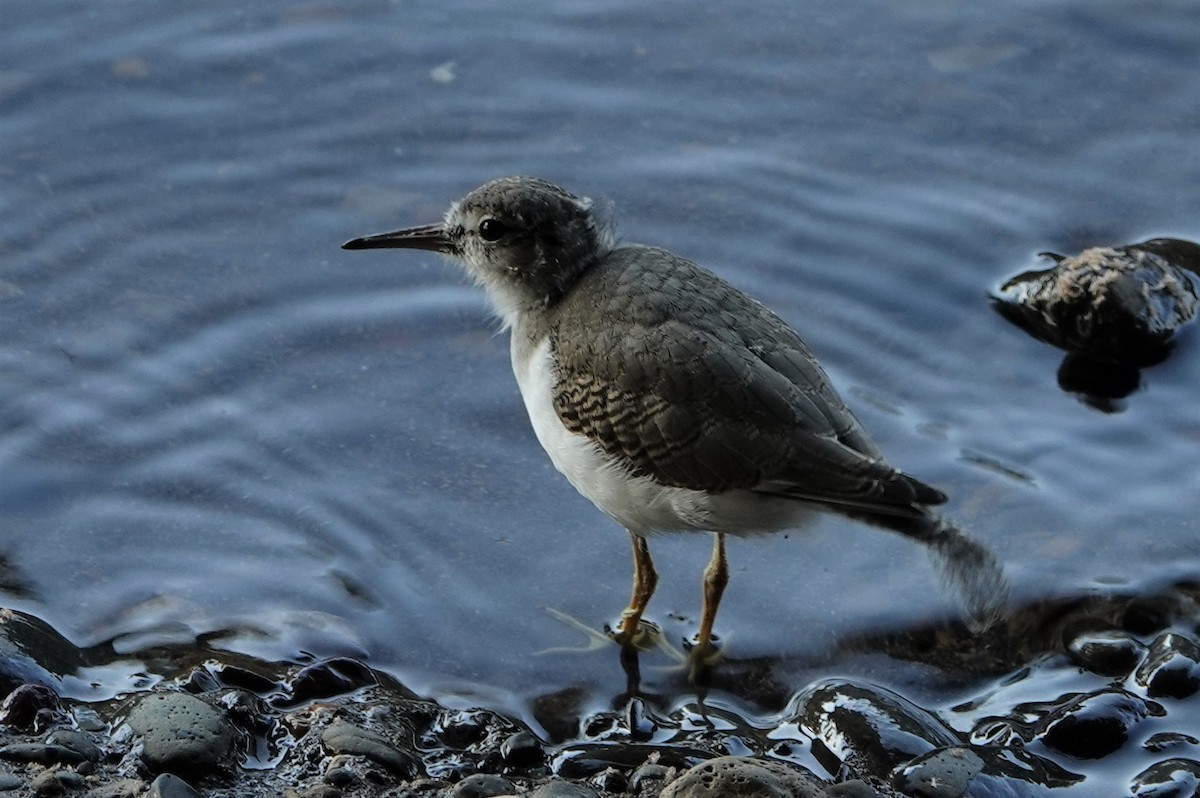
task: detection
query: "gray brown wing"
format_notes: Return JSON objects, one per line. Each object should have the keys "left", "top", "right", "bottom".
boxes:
{"left": 549, "top": 246, "right": 944, "bottom": 512}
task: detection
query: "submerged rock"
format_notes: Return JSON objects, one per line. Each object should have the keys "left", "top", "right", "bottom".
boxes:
{"left": 994, "top": 238, "right": 1200, "bottom": 366}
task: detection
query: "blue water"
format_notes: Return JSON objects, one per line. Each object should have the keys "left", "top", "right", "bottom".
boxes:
{"left": 2, "top": 0, "right": 1198, "bottom": 733}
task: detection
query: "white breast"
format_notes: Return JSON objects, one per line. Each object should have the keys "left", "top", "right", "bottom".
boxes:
{"left": 509, "top": 335, "right": 816, "bottom": 537}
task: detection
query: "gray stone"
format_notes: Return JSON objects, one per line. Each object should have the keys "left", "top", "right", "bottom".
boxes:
{"left": 0, "top": 742, "right": 86, "bottom": 766}
{"left": 451, "top": 773, "right": 515, "bottom": 797}
{"left": 321, "top": 720, "right": 418, "bottom": 776}
{"left": 125, "top": 692, "right": 235, "bottom": 775}
{"left": 148, "top": 773, "right": 202, "bottom": 798}
{"left": 83, "top": 779, "right": 147, "bottom": 798}
{"left": 660, "top": 756, "right": 826, "bottom": 798}
{"left": 0, "top": 774, "right": 22, "bottom": 792}
{"left": 893, "top": 747, "right": 983, "bottom": 798}
{"left": 47, "top": 729, "right": 101, "bottom": 764}
{"left": 530, "top": 781, "right": 599, "bottom": 798}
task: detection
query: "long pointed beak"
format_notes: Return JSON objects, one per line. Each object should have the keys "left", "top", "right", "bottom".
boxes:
{"left": 341, "top": 223, "right": 453, "bottom": 253}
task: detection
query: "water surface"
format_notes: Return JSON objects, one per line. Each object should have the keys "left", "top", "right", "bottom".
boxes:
{"left": 2, "top": 0, "right": 1198, "bottom": 733}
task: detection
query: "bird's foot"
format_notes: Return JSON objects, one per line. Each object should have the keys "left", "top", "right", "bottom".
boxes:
{"left": 537, "top": 607, "right": 619, "bottom": 654}
{"left": 683, "top": 634, "right": 724, "bottom": 683}
{"left": 606, "top": 613, "right": 664, "bottom": 653}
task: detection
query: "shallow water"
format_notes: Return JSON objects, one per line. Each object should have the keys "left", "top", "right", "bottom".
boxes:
{"left": 2, "top": 0, "right": 1199, "bottom": 774}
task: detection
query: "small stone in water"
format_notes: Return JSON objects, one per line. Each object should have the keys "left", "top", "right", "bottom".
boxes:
{"left": 1131, "top": 758, "right": 1200, "bottom": 798}
{"left": 1065, "top": 629, "right": 1145, "bottom": 677}
{"left": 993, "top": 238, "right": 1200, "bottom": 365}
{"left": 1135, "top": 632, "right": 1200, "bottom": 699}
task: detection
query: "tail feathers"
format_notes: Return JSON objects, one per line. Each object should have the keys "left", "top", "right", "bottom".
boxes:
{"left": 851, "top": 507, "right": 1010, "bottom": 632}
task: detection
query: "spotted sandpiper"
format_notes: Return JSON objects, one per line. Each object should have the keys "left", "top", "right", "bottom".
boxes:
{"left": 343, "top": 176, "right": 1005, "bottom": 662}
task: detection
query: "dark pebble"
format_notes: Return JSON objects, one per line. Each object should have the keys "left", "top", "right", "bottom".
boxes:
{"left": 324, "top": 765, "right": 359, "bottom": 788}
{"left": 0, "top": 742, "right": 85, "bottom": 766}
{"left": 0, "top": 775, "right": 21, "bottom": 792}
{"left": 1131, "top": 758, "right": 1200, "bottom": 798}
{"left": 1038, "top": 688, "right": 1162, "bottom": 759}
{"left": 659, "top": 756, "right": 826, "bottom": 798}
{"left": 124, "top": 692, "right": 235, "bottom": 775}
{"left": 47, "top": 728, "right": 101, "bottom": 764}
{"left": 213, "top": 664, "right": 278, "bottom": 694}
{"left": 1066, "top": 630, "right": 1145, "bottom": 677}
{"left": 147, "top": 773, "right": 202, "bottom": 798}
{"left": 629, "top": 762, "right": 673, "bottom": 791}
{"left": 450, "top": 773, "right": 514, "bottom": 798}
{"left": 275, "top": 658, "right": 376, "bottom": 708}
{"left": 321, "top": 719, "right": 419, "bottom": 777}
{"left": 500, "top": 730, "right": 543, "bottom": 768}
{"left": 587, "top": 767, "right": 625, "bottom": 794}
{"left": 436, "top": 709, "right": 492, "bottom": 749}
{"left": 1135, "top": 632, "right": 1200, "bottom": 699}
{"left": 0, "top": 683, "right": 60, "bottom": 730}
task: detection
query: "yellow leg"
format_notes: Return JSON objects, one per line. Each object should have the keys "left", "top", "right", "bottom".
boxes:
{"left": 695, "top": 532, "right": 728, "bottom": 653}
{"left": 615, "top": 532, "right": 657, "bottom": 644}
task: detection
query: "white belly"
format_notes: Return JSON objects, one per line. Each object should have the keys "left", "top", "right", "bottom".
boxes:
{"left": 510, "top": 335, "right": 816, "bottom": 536}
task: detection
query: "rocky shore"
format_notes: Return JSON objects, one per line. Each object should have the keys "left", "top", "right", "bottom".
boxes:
{"left": 0, "top": 583, "right": 1198, "bottom": 797}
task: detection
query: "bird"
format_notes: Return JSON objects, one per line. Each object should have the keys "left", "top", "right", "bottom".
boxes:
{"left": 342, "top": 176, "right": 1006, "bottom": 664}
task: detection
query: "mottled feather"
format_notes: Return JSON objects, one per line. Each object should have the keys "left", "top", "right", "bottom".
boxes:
{"left": 549, "top": 245, "right": 945, "bottom": 515}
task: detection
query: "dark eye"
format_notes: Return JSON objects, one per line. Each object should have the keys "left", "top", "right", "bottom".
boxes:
{"left": 478, "top": 218, "right": 509, "bottom": 242}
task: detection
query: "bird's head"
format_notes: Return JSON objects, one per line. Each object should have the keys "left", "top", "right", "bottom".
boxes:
{"left": 343, "top": 176, "right": 616, "bottom": 319}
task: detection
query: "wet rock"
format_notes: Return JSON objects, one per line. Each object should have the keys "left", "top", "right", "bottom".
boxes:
{"left": 500, "top": 730, "right": 544, "bottom": 767}
{"left": 1135, "top": 632, "right": 1200, "bottom": 699}
{"left": 0, "top": 683, "right": 60, "bottom": 730}
{"left": 530, "top": 781, "right": 599, "bottom": 798}
{"left": 588, "top": 767, "right": 626, "bottom": 794}
{"left": 147, "top": 773, "right": 202, "bottom": 798}
{"left": 450, "top": 773, "right": 514, "bottom": 797}
{"left": 0, "top": 774, "right": 23, "bottom": 791}
{"left": 0, "top": 741, "right": 87, "bottom": 766}
{"left": 895, "top": 744, "right": 1081, "bottom": 797}
{"left": 659, "top": 756, "right": 826, "bottom": 798}
{"left": 435, "top": 709, "right": 493, "bottom": 749}
{"left": 272, "top": 658, "right": 377, "bottom": 709}
{"left": 1065, "top": 629, "right": 1145, "bottom": 677}
{"left": 790, "top": 680, "right": 960, "bottom": 777}
{"left": 47, "top": 729, "right": 101, "bottom": 764}
{"left": 1145, "top": 732, "right": 1200, "bottom": 754}
{"left": 1131, "top": 758, "right": 1200, "bottom": 798}
{"left": 628, "top": 761, "right": 674, "bottom": 792}
{"left": 83, "top": 779, "right": 146, "bottom": 798}
{"left": 1037, "top": 688, "right": 1163, "bottom": 759}
{"left": 994, "top": 238, "right": 1200, "bottom": 366}
{"left": 892, "top": 747, "right": 982, "bottom": 798}
{"left": 124, "top": 692, "right": 236, "bottom": 776}
{"left": 212, "top": 664, "right": 278, "bottom": 694}
{"left": 0, "top": 610, "right": 84, "bottom": 695}
{"left": 320, "top": 719, "right": 419, "bottom": 777}
{"left": 323, "top": 754, "right": 360, "bottom": 787}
